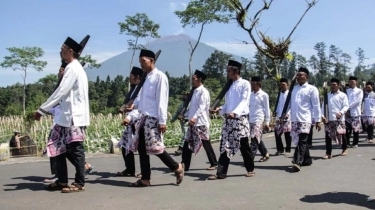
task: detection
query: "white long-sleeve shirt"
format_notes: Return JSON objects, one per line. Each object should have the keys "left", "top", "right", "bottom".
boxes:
{"left": 49, "top": 105, "right": 62, "bottom": 128}
{"left": 289, "top": 82, "right": 321, "bottom": 124}
{"left": 321, "top": 91, "right": 349, "bottom": 122}
{"left": 275, "top": 90, "right": 290, "bottom": 118}
{"left": 187, "top": 85, "right": 210, "bottom": 127}
{"left": 347, "top": 87, "right": 363, "bottom": 117}
{"left": 137, "top": 68, "right": 168, "bottom": 124}
{"left": 364, "top": 91, "right": 375, "bottom": 116}
{"left": 249, "top": 89, "right": 271, "bottom": 125}
{"left": 220, "top": 78, "right": 251, "bottom": 117}
{"left": 38, "top": 59, "right": 90, "bottom": 127}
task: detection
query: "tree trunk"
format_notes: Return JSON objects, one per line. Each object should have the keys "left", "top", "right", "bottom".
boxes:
{"left": 23, "top": 69, "right": 26, "bottom": 115}
{"left": 128, "top": 37, "right": 139, "bottom": 91}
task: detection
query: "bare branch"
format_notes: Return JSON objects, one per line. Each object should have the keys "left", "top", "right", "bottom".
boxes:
{"left": 285, "top": 0, "right": 317, "bottom": 42}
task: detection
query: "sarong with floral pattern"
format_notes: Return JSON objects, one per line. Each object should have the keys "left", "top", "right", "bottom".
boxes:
{"left": 349, "top": 116, "right": 361, "bottom": 132}
{"left": 46, "top": 124, "right": 86, "bottom": 157}
{"left": 324, "top": 121, "right": 346, "bottom": 145}
{"left": 129, "top": 115, "right": 165, "bottom": 155}
{"left": 117, "top": 119, "right": 139, "bottom": 154}
{"left": 275, "top": 120, "right": 292, "bottom": 136}
{"left": 291, "top": 122, "right": 312, "bottom": 145}
{"left": 250, "top": 122, "right": 263, "bottom": 143}
{"left": 185, "top": 125, "right": 209, "bottom": 155}
{"left": 220, "top": 115, "right": 250, "bottom": 159}
{"left": 362, "top": 116, "right": 375, "bottom": 129}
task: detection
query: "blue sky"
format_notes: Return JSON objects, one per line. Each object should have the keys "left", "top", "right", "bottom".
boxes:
{"left": 1, "top": 0, "right": 374, "bottom": 87}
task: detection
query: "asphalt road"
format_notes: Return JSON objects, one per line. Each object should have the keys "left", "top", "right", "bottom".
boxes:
{"left": 1, "top": 130, "right": 375, "bottom": 210}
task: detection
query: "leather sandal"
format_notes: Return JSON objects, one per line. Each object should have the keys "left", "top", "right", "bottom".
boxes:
{"left": 46, "top": 181, "right": 67, "bottom": 191}
{"left": 259, "top": 156, "right": 270, "bottom": 162}
{"left": 341, "top": 150, "right": 348, "bottom": 156}
{"left": 116, "top": 171, "right": 135, "bottom": 177}
{"left": 322, "top": 155, "right": 332, "bottom": 160}
{"left": 61, "top": 182, "right": 85, "bottom": 193}
{"left": 245, "top": 171, "right": 255, "bottom": 177}
{"left": 175, "top": 163, "right": 184, "bottom": 185}
{"left": 128, "top": 179, "right": 151, "bottom": 187}
{"left": 206, "top": 165, "right": 217, "bottom": 170}
{"left": 207, "top": 175, "right": 226, "bottom": 180}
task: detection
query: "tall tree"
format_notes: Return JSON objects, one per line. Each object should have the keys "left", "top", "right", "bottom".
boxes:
{"left": 118, "top": 13, "right": 160, "bottom": 72}
{"left": 202, "top": 50, "right": 232, "bottom": 86}
{"left": 175, "top": 0, "right": 232, "bottom": 85}
{"left": 78, "top": 54, "right": 101, "bottom": 69}
{"left": 226, "top": 0, "right": 317, "bottom": 80}
{"left": 0, "top": 46, "right": 47, "bottom": 115}
{"left": 354, "top": 47, "right": 367, "bottom": 79}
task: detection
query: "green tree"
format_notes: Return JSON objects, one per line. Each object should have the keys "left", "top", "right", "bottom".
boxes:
{"left": 118, "top": 13, "right": 160, "bottom": 71}
{"left": 226, "top": 0, "right": 317, "bottom": 81}
{"left": 202, "top": 50, "right": 232, "bottom": 86}
{"left": 354, "top": 47, "right": 367, "bottom": 80}
{"left": 175, "top": 0, "right": 232, "bottom": 85}
{"left": 0, "top": 47, "right": 47, "bottom": 115}
{"left": 78, "top": 55, "right": 101, "bottom": 69}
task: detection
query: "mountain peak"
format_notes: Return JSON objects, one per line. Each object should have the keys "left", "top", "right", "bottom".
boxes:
{"left": 150, "top": 34, "right": 196, "bottom": 45}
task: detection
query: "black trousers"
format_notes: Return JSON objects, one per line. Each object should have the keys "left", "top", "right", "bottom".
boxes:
{"left": 50, "top": 154, "right": 74, "bottom": 175}
{"left": 138, "top": 127, "right": 179, "bottom": 180}
{"left": 367, "top": 124, "right": 374, "bottom": 140}
{"left": 56, "top": 141, "right": 85, "bottom": 186}
{"left": 216, "top": 137, "right": 254, "bottom": 176}
{"left": 275, "top": 131, "right": 292, "bottom": 153}
{"left": 307, "top": 127, "right": 313, "bottom": 146}
{"left": 121, "top": 147, "right": 135, "bottom": 174}
{"left": 325, "top": 133, "right": 347, "bottom": 155}
{"left": 345, "top": 121, "right": 359, "bottom": 146}
{"left": 292, "top": 133, "right": 312, "bottom": 166}
{"left": 256, "top": 139, "right": 268, "bottom": 157}
{"left": 181, "top": 140, "right": 218, "bottom": 171}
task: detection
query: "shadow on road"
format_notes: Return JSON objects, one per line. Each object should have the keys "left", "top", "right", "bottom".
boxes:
{"left": 3, "top": 182, "right": 47, "bottom": 191}
{"left": 300, "top": 192, "right": 374, "bottom": 209}
{"left": 11, "top": 176, "right": 45, "bottom": 182}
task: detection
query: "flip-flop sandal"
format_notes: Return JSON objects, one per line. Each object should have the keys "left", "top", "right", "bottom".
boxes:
{"left": 61, "top": 183, "right": 85, "bottom": 193}
{"left": 116, "top": 171, "right": 135, "bottom": 177}
{"left": 245, "top": 172, "right": 255, "bottom": 177}
{"left": 207, "top": 175, "right": 226, "bottom": 180}
{"left": 46, "top": 181, "right": 67, "bottom": 191}
{"left": 175, "top": 163, "right": 184, "bottom": 185}
{"left": 206, "top": 166, "right": 217, "bottom": 170}
{"left": 128, "top": 179, "right": 151, "bottom": 187}
{"left": 85, "top": 166, "right": 94, "bottom": 175}
{"left": 259, "top": 156, "right": 269, "bottom": 162}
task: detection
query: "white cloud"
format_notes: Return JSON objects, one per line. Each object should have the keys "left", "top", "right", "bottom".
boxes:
{"left": 174, "top": 28, "right": 185, "bottom": 35}
{"left": 205, "top": 41, "right": 257, "bottom": 58}
{"left": 169, "top": 1, "right": 187, "bottom": 11}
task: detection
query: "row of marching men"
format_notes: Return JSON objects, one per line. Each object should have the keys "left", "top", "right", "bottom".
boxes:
{"left": 34, "top": 35, "right": 375, "bottom": 189}
{"left": 34, "top": 35, "right": 375, "bottom": 190}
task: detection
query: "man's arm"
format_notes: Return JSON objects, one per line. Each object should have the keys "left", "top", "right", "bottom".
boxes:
{"left": 38, "top": 66, "right": 77, "bottom": 115}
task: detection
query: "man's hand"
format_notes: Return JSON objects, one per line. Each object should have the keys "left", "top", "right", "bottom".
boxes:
{"left": 226, "top": 113, "right": 235, "bottom": 119}
{"left": 336, "top": 112, "right": 343, "bottom": 120}
{"left": 125, "top": 104, "right": 135, "bottom": 112}
{"left": 315, "top": 122, "right": 322, "bottom": 131}
{"left": 321, "top": 117, "right": 328, "bottom": 124}
{"left": 264, "top": 125, "right": 270, "bottom": 132}
{"left": 178, "top": 115, "right": 184, "bottom": 121}
{"left": 210, "top": 107, "right": 221, "bottom": 114}
{"left": 189, "top": 118, "right": 196, "bottom": 126}
{"left": 121, "top": 118, "right": 130, "bottom": 126}
{"left": 33, "top": 112, "right": 42, "bottom": 121}
{"left": 158, "top": 124, "right": 167, "bottom": 134}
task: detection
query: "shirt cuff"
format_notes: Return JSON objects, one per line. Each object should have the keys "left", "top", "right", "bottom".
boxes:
{"left": 126, "top": 115, "right": 132, "bottom": 122}
{"left": 38, "top": 108, "right": 49, "bottom": 116}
